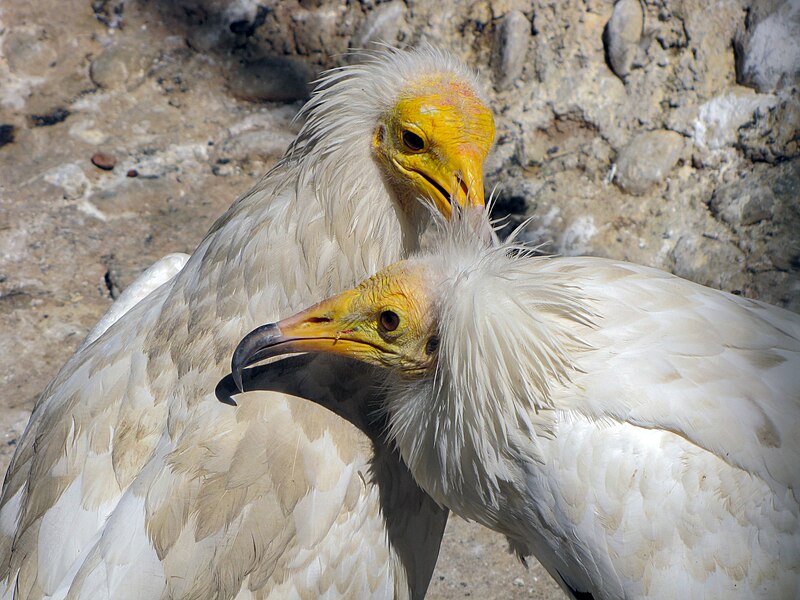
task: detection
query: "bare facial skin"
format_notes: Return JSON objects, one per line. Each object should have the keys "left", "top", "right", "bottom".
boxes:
{"left": 232, "top": 261, "right": 439, "bottom": 391}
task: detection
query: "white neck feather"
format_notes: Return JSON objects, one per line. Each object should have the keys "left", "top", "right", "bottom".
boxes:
{"left": 386, "top": 230, "right": 597, "bottom": 524}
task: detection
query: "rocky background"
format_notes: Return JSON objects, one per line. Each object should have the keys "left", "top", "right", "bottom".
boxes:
{"left": 1, "top": 0, "right": 798, "bottom": 598}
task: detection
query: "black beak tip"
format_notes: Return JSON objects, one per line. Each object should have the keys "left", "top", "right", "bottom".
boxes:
{"left": 231, "top": 349, "right": 247, "bottom": 393}
{"left": 232, "top": 364, "right": 245, "bottom": 394}
{"left": 231, "top": 322, "right": 283, "bottom": 394}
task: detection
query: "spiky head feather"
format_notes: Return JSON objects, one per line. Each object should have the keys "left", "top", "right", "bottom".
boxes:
{"left": 275, "top": 45, "right": 492, "bottom": 239}
{"left": 385, "top": 209, "right": 597, "bottom": 514}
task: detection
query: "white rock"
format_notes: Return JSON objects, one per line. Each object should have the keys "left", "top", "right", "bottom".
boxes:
{"left": 43, "top": 163, "right": 89, "bottom": 199}
{"left": 69, "top": 120, "right": 109, "bottom": 145}
{"left": 693, "top": 89, "right": 778, "bottom": 151}
{"left": 559, "top": 215, "right": 597, "bottom": 255}
{"left": 736, "top": 0, "right": 800, "bottom": 93}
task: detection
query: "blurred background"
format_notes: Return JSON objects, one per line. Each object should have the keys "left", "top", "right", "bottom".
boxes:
{"left": 1, "top": 1, "right": 797, "bottom": 597}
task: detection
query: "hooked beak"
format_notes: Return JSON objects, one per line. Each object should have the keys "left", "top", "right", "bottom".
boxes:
{"left": 413, "top": 147, "right": 486, "bottom": 218}
{"left": 231, "top": 323, "right": 285, "bottom": 393}
{"left": 231, "top": 292, "right": 377, "bottom": 393}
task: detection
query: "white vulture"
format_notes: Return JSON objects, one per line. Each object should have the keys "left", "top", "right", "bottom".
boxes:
{"left": 233, "top": 211, "right": 800, "bottom": 600}
{"left": 0, "top": 47, "right": 495, "bottom": 599}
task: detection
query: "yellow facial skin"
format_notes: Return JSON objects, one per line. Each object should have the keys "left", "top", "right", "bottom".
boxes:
{"left": 374, "top": 76, "right": 496, "bottom": 218}
{"left": 231, "top": 262, "right": 437, "bottom": 391}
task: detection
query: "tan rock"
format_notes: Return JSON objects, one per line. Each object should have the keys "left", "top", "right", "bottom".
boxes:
{"left": 614, "top": 130, "right": 685, "bottom": 195}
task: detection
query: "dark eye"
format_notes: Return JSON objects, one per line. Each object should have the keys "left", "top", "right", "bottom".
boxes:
{"left": 402, "top": 130, "right": 425, "bottom": 152}
{"left": 425, "top": 335, "right": 439, "bottom": 355}
{"left": 380, "top": 310, "right": 400, "bottom": 332}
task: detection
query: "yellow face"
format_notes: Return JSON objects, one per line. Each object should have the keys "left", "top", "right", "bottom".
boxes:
{"left": 231, "top": 261, "right": 437, "bottom": 390}
{"left": 373, "top": 75, "right": 495, "bottom": 218}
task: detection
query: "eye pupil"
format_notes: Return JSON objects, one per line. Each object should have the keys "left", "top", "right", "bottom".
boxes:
{"left": 402, "top": 130, "right": 425, "bottom": 151}
{"left": 425, "top": 336, "right": 439, "bottom": 355}
{"left": 380, "top": 310, "right": 400, "bottom": 332}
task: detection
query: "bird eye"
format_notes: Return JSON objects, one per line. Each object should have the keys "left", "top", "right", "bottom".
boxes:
{"left": 425, "top": 335, "right": 439, "bottom": 355}
{"left": 379, "top": 310, "right": 400, "bottom": 332}
{"left": 402, "top": 130, "right": 425, "bottom": 152}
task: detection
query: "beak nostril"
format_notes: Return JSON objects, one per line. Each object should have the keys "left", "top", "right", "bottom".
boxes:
{"left": 307, "top": 317, "right": 332, "bottom": 324}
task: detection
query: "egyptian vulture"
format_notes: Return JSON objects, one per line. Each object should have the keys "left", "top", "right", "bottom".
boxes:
{"left": 0, "top": 47, "right": 495, "bottom": 599}
{"left": 234, "top": 212, "right": 800, "bottom": 599}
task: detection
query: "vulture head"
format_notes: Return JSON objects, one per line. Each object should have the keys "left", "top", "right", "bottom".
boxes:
{"left": 284, "top": 46, "right": 496, "bottom": 228}
{"left": 369, "top": 69, "right": 495, "bottom": 218}
{"left": 232, "top": 211, "right": 593, "bottom": 508}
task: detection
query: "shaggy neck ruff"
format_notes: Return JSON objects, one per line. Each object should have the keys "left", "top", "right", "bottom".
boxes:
{"left": 385, "top": 218, "right": 596, "bottom": 521}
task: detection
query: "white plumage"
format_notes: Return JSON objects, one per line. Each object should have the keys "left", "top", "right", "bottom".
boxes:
{"left": 0, "top": 48, "right": 494, "bottom": 599}
{"left": 79, "top": 253, "right": 189, "bottom": 350}
{"left": 237, "top": 212, "right": 800, "bottom": 599}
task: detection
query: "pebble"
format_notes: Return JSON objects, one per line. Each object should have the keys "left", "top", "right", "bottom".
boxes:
{"left": 91, "top": 152, "right": 116, "bottom": 171}
{"left": 491, "top": 10, "right": 531, "bottom": 92}
{"left": 90, "top": 43, "right": 153, "bottom": 90}
{"left": 603, "top": 0, "right": 643, "bottom": 80}
{"left": 735, "top": 0, "right": 800, "bottom": 93}
{"left": 90, "top": 47, "right": 130, "bottom": 89}
{"left": 614, "top": 130, "right": 684, "bottom": 195}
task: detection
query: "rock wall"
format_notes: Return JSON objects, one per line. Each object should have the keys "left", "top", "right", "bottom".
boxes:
{"left": 143, "top": 0, "right": 800, "bottom": 309}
